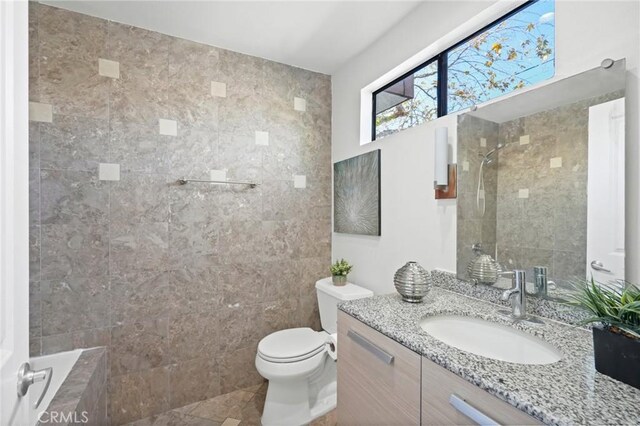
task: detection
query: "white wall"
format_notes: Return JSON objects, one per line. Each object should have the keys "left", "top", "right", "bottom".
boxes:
{"left": 331, "top": 0, "right": 640, "bottom": 295}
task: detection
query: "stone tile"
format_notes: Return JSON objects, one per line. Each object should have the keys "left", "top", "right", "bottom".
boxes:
{"left": 110, "top": 366, "right": 171, "bottom": 425}
{"left": 255, "top": 260, "right": 300, "bottom": 304}
{"left": 40, "top": 276, "right": 109, "bottom": 336}
{"left": 168, "top": 312, "right": 219, "bottom": 362}
{"left": 40, "top": 114, "right": 109, "bottom": 171}
{"left": 260, "top": 220, "right": 296, "bottom": 262}
{"left": 110, "top": 173, "right": 170, "bottom": 224}
{"left": 168, "top": 127, "right": 217, "bottom": 179}
{"left": 189, "top": 390, "right": 254, "bottom": 422}
{"left": 218, "top": 262, "right": 265, "bottom": 306}
{"left": 111, "top": 271, "right": 175, "bottom": 324}
{"left": 41, "top": 327, "right": 110, "bottom": 355}
{"left": 169, "top": 267, "right": 222, "bottom": 316}
{"left": 217, "top": 220, "right": 263, "bottom": 264}
{"left": 38, "top": 54, "right": 109, "bottom": 119}
{"left": 110, "top": 68, "right": 168, "bottom": 126}
{"left": 29, "top": 281, "right": 41, "bottom": 344}
{"left": 29, "top": 225, "right": 41, "bottom": 282}
{"left": 127, "top": 411, "right": 221, "bottom": 426}
{"left": 110, "top": 222, "right": 170, "bottom": 277}
{"left": 37, "top": 3, "right": 107, "bottom": 60}
{"left": 108, "top": 21, "right": 170, "bottom": 77}
{"left": 219, "top": 346, "right": 263, "bottom": 394}
{"left": 29, "top": 121, "right": 40, "bottom": 169}
{"left": 168, "top": 37, "right": 220, "bottom": 81}
{"left": 40, "top": 169, "right": 109, "bottom": 225}
{"left": 28, "top": 2, "right": 39, "bottom": 100}
{"left": 110, "top": 121, "right": 170, "bottom": 174}
{"left": 217, "top": 304, "right": 262, "bottom": 354}
{"left": 261, "top": 297, "right": 298, "bottom": 336}
{"left": 217, "top": 132, "right": 263, "bottom": 183}
{"left": 40, "top": 222, "right": 109, "bottom": 280}
{"left": 222, "top": 419, "right": 241, "bottom": 426}
{"left": 167, "top": 74, "right": 219, "bottom": 131}
{"left": 310, "top": 409, "right": 337, "bottom": 426}
{"left": 218, "top": 49, "right": 265, "bottom": 101}
{"left": 111, "top": 317, "right": 170, "bottom": 376}
{"left": 169, "top": 357, "right": 221, "bottom": 409}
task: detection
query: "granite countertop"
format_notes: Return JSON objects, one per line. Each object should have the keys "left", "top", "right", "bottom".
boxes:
{"left": 339, "top": 286, "right": 640, "bottom": 426}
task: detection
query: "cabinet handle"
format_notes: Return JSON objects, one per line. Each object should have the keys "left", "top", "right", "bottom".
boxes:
{"left": 347, "top": 330, "right": 394, "bottom": 365}
{"left": 449, "top": 394, "right": 501, "bottom": 426}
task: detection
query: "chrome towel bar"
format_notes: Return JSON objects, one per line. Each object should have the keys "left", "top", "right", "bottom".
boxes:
{"left": 176, "top": 178, "right": 259, "bottom": 188}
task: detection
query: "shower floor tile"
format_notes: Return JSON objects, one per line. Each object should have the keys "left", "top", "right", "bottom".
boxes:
{"left": 126, "top": 382, "right": 337, "bottom": 426}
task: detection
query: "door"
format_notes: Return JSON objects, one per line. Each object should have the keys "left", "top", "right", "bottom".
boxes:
{"left": 586, "top": 97, "right": 625, "bottom": 285}
{"left": 0, "top": 0, "right": 30, "bottom": 425}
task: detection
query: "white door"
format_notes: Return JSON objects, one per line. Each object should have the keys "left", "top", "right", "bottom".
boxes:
{"left": 0, "top": 0, "right": 30, "bottom": 425}
{"left": 586, "top": 97, "right": 625, "bottom": 285}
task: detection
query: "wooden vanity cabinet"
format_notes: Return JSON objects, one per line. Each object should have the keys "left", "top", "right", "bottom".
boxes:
{"left": 337, "top": 311, "right": 542, "bottom": 426}
{"left": 337, "top": 310, "right": 422, "bottom": 425}
{"left": 421, "top": 358, "right": 542, "bottom": 425}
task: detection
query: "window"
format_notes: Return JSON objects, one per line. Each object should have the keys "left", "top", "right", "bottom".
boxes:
{"left": 372, "top": 0, "right": 555, "bottom": 141}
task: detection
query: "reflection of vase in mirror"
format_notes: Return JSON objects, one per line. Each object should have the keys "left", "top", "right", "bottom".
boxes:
{"left": 456, "top": 59, "right": 626, "bottom": 294}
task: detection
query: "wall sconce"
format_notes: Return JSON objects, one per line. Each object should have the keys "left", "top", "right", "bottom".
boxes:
{"left": 433, "top": 127, "right": 457, "bottom": 199}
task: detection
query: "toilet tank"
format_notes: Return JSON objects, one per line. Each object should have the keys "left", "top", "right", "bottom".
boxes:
{"left": 315, "top": 278, "right": 373, "bottom": 334}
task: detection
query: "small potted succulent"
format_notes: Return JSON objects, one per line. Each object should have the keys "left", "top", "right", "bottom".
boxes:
{"left": 569, "top": 278, "right": 640, "bottom": 389}
{"left": 330, "top": 259, "right": 352, "bottom": 286}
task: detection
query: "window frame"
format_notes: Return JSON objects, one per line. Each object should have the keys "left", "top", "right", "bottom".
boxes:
{"left": 371, "top": 0, "right": 543, "bottom": 142}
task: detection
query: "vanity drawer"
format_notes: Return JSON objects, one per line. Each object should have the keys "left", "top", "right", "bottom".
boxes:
{"left": 337, "top": 310, "right": 421, "bottom": 425}
{"left": 421, "top": 358, "right": 542, "bottom": 425}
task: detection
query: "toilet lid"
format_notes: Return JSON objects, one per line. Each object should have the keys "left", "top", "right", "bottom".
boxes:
{"left": 258, "top": 328, "right": 326, "bottom": 361}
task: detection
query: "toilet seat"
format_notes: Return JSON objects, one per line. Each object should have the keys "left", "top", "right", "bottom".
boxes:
{"left": 258, "top": 328, "right": 327, "bottom": 363}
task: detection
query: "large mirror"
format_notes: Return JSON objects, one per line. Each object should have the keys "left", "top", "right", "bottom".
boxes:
{"left": 456, "top": 59, "right": 626, "bottom": 299}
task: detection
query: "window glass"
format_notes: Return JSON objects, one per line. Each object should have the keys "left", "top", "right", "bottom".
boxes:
{"left": 447, "top": 0, "right": 555, "bottom": 113}
{"left": 374, "top": 60, "right": 438, "bottom": 140}
{"left": 370, "top": 1, "right": 555, "bottom": 141}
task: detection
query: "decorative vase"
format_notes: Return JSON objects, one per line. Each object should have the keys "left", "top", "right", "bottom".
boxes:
{"left": 593, "top": 325, "right": 640, "bottom": 389}
{"left": 467, "top": 254, "right": 502, "bottom": 285}
{"left": 394, "top": 261, "right": 432, "bottom": 303}
{"left": 332, "top": 275, "right": 347, "bottom": 286}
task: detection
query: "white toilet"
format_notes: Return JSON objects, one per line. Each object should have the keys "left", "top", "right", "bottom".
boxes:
{"left": 255, "top": 277, "right": 373, "bottom": 426}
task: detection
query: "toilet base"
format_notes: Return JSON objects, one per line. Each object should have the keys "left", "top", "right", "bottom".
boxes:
{"left": 261, "top": 358, "right": 336, "bottom": 426}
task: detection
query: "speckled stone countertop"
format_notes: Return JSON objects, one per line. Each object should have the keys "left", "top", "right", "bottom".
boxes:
{"left": 339, "top": 287, "right": 640, "bottom": 426}
{"left": 431, "top": 270, "right": 591, "bottom": 326}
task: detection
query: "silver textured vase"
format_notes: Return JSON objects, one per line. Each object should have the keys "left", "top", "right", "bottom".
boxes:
{"left": 394, "top": 261, "right": 432, "bottom": 303}
{"left": 467, "top": 254, "right": 502, "bottom": 285}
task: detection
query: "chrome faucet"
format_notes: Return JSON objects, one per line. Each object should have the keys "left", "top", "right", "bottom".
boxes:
{"left": 499, "top": 270, "right": 527, "bottom": 319}
{"left": 533, "top": 266, "right": 555, "bottom": 298}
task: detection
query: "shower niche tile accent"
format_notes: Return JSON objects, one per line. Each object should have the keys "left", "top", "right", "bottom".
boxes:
{"left": 98, "top": 58, "right": 120, "bottom": 79}
{"left": 29, "top": 101, "right": 53, "bottom": 123}
{"left": 159, "top": 119, "right": 178, "bottom": 136}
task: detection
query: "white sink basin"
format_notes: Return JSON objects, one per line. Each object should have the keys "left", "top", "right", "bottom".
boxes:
{"left": 419, "top": 315, "right": 562, "bottom": 365}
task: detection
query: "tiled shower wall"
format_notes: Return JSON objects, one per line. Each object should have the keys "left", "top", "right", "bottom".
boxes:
{"left": 28, "top": 3, "right": 331, "bottom": 424}
{"left": 456, "top": 114, "right": 499, "bottom": 280}
{"left": 495, "top": 91, "right": 623, "bottom": 285}
{"left": 457, "top": 91, "right": 623, "bottom": 286}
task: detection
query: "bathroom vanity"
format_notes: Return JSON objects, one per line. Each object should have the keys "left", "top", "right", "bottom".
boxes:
{"left": 336, "top": 284, "right": 640, "bottom": 425}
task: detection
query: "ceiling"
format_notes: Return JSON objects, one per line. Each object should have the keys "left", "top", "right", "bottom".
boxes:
{"left": 41, "top": 0, "right": 423, "bottom": 74}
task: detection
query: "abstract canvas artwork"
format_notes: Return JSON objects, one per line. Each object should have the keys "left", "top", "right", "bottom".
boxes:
{"left": 334, "top": 149, "right": 381, "bottom": 236}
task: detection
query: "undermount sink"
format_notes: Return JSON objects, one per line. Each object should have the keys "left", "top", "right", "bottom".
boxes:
{"left": 419, "top": 315, "right": 562, "bottom": 365}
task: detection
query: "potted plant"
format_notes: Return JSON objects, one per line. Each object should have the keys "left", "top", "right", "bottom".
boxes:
{"left": 569, "top": 278, "right": 640, "bottom": 389}
{"left": 330, "top": 259, "right": 352, "bottom": 286}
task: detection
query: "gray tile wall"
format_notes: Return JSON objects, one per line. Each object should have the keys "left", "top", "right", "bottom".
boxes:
{"left": 28, "top": 3, "right": 332, "bottom": 424}
{"left": 495, "top": 91, "right": 623, "bottom": 285}
{"left": 456, "top": 114, "right": 499, "bottom": 279}
{"left": 456, "top": 91, "right": 623, "bottom": 287}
